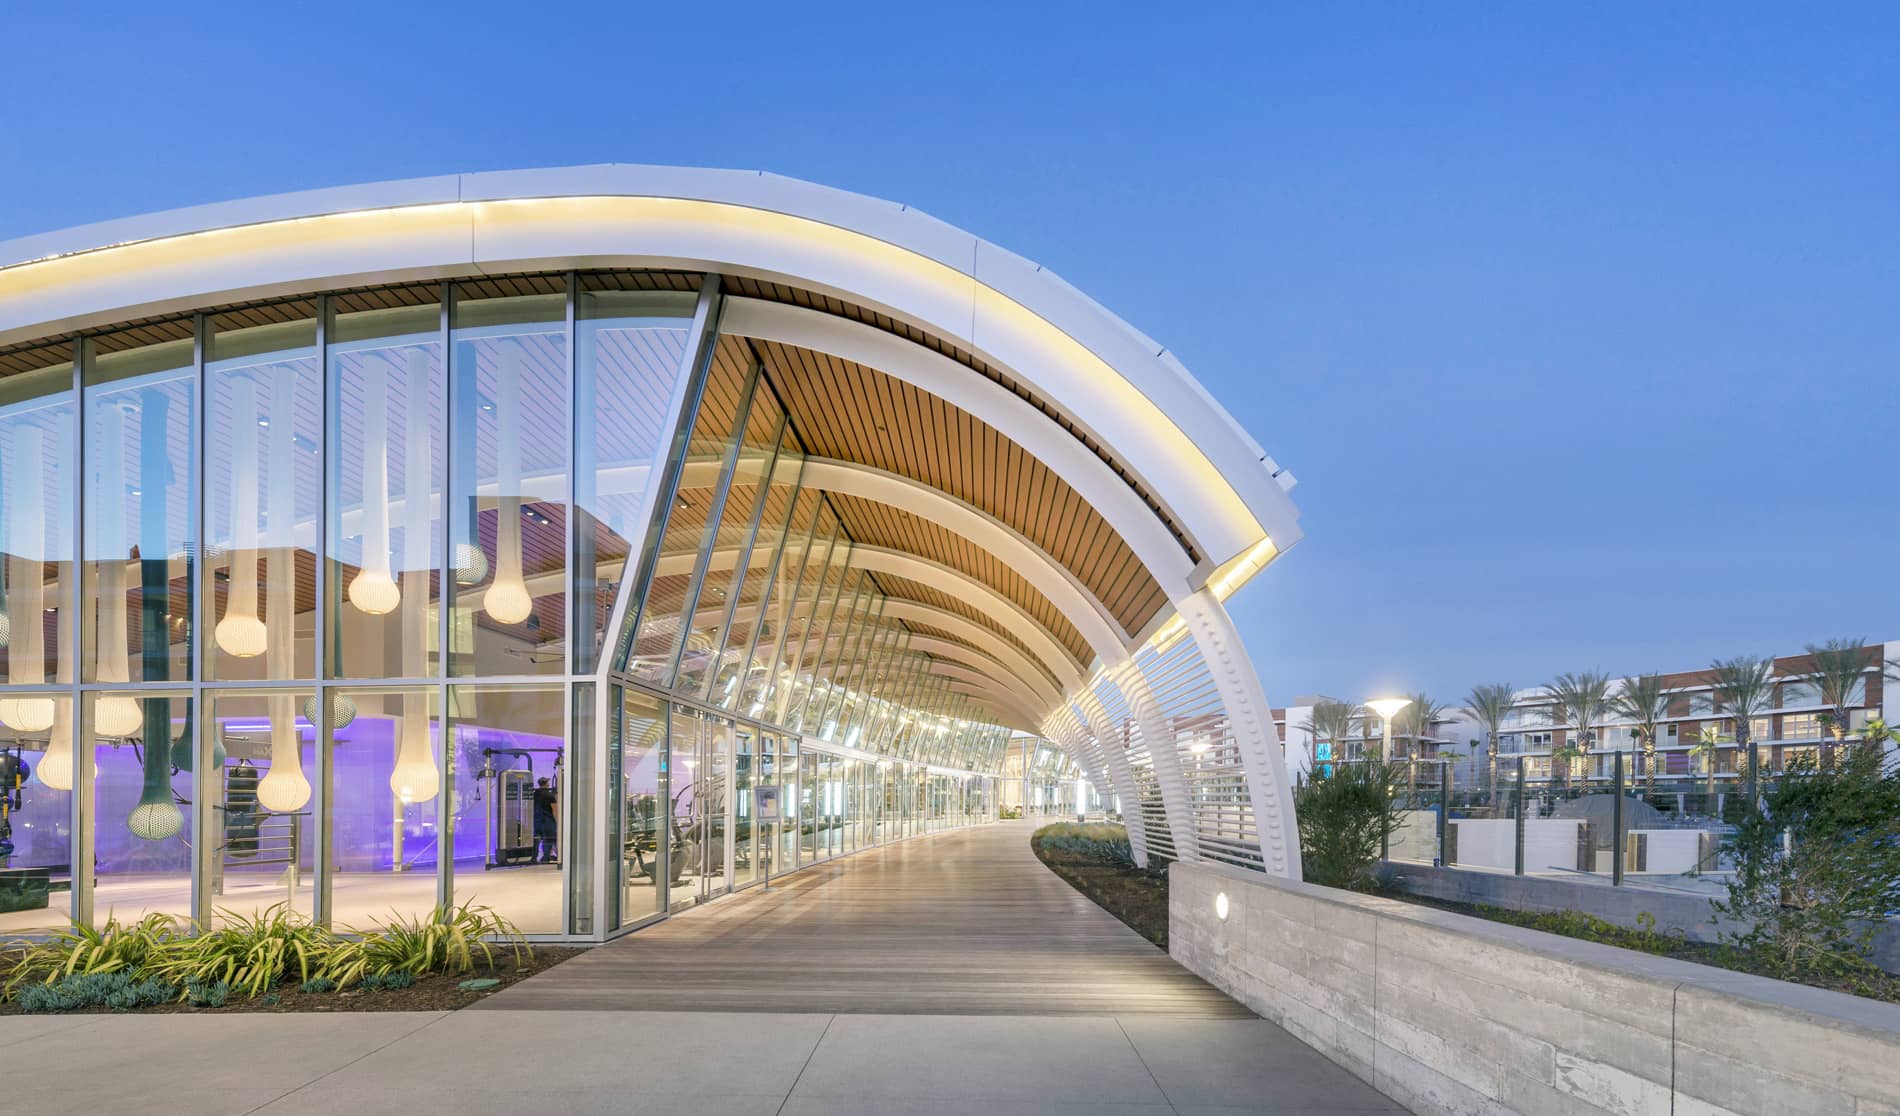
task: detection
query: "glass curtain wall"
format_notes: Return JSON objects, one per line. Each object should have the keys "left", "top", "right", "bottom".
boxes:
{"left": 0, "top": 270, "right": 1009, "bottom": 942}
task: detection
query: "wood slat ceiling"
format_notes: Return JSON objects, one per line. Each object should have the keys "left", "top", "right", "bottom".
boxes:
{"left": 871, "top": 571, "right": 1061, "bottom": 691}
{"left": 755, "top": 339, "right": 1167, "bottom": 646}
{"left": 723, "top": 275, "right": 1198, "bottom": 565}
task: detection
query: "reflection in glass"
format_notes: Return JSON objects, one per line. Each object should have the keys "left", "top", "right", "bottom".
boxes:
{"left": 91, "top": 692, "right": 193, "bottom": 927}
{"left": 450, "top": 685, "right": 567, "bottom": 934}
{"left": 83, "top": 333, "right": 195, "bottom": 694}
{"left": 449, "top": 290, "right": 568, "bottom": 677}
{"left": 575, "top": 285, "right": 694, "bottom": 672}
{"left": 328, "top": 300, "right": 443, "bottom": 680}
{"left": 327, "top": 688, "right": 440, "bottom": 930}
{"left": 208, "top": 689, "right": 316, "bottom": 922}
{"left": 205, "top": 310, "right": 318, "bottom": 681}
{"left": 0, "top": 694, "right": 73, "bottom": 936}
{"left": 615, "top": 687, "right": 667, "bottom": 926}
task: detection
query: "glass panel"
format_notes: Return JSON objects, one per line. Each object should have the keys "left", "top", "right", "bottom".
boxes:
{"left": 574, "top": 285, "right": 694, "bottom": 673}
{"left": 736, "top": 487, "right": 821, "bottom": 717}
{"left": 568, "top": 681, "right": 594, "bottom": 935}
{"left": 448, "top": 289, "right": 568, "bottom": 677}
{"left": 83, "top": 331, "right": 195, "bottom": 686}
{"left": 90, "top": 691, "right": 193, "bottom": 927}
{"left": 780, "top": 736, "right": 799, "bottom": 871}
{"left": 328, "top": 299, "right": 444, "bottom": 679}
{"left": 0, "top": 352, "right": 74, "bottom": 707}
{"left": 616, "top": 686, "right": 667, "bottom": 926}
{"left": 326, "top": 686, "right": 441, "bottom": 930}
{"left": 625, "top": 336, "right": 755, "bottom": 685}
{"left": 205, "top": 309, "right": 319, "bottom": 681}
{"left": 703, "top": 427, "right": 804, "bottom": 708}
{"left": 207, "top": 688, "right": 316, "bottom": 923}
{"left": 734, "top": 722, "right": 757, "bottom": 887}
{"left": 799, "top": 748, "right": 818, "bottom": 861}
{"left": 449, "top": 684, "right": 566, "bottom": 934}
{"left": 769, "top": 510, "right": 842, "bottom": 726}
{"left": 676, "top": 382, "right": 784, "bottom": 697}
{"left": 1, "top": 694, "right": 73, "bottom": 936}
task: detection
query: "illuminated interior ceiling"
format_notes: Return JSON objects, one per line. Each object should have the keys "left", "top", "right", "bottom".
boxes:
{"left": 0, "top": 165, "right": 1309, "bottom": 876}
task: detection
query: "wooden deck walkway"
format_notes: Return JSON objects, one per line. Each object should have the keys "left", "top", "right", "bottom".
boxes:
{"left": 486, "top": 821, "right": 1252, "bottom": 1016}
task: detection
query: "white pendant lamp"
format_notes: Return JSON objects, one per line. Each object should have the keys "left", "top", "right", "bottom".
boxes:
{"left": 214, "top": 376, "right": 267, "bottom": 657}
{"left": 348, "top": 360, "right": 400, "bottom": 615}
{"left": 93, "top": 402, "right": 142, "bottom": 738}
{"left": 0, "top": 427, "right": 55, "bottom": 732}
{"left": 256, "top": 377, "right": 312, "bottom": 812}
{"left": 256, "top": 693, "right": 311, "bottom": 812}
{"left": 388, "top": 690, "right": 438, "bottom": 803}
{"left": 35, "top": 700, "right": 73, "bottom": 791}
{"left": 482, "top": 349, "right": 533, "bottom": 625}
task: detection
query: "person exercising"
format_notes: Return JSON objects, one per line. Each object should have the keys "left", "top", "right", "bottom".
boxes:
{"left": 532, "top": 777, "right": 559, "bottom": 865}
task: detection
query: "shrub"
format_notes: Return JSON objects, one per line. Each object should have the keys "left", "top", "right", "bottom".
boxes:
{"left": 1033, "top": 822, "right": 1134, "bottom": 866}
{"left": 299, "top": 977, "right": 337, "bottom": 994}
{"left": 152, "top": 904, "right": 336, "bottom": 998}
{"left": 1295, "top": 761, "right": 1403, "bottom": 890}
{"left": 184, "top": 978, "right": 230, "bottom": 1008}
{"left": 4, "top": 913, "right": 183, "bottom": 998}
{"left": 364, "top": 971, "right": 414, "bottom": 991}
{"left": 1715, "top": 747, "right": 1900, "bottom": 978}
{"left": 324, "top": 902, "right": 529, "bottom": 988}
{"left": 14, "top": 972, "right": 177, "bottom": 1013}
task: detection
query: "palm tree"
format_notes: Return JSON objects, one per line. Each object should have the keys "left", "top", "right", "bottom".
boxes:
{"left": 1803, "top": 638, "right": 1873, "bottom": 761}
{"left": 1463, "top": 682, "right": 1516, "bottom": 809}
{"left": 1550, "top": 743, "right": 1583, "bottom": 791}
{"left": 1690, "top": 723, "right": 1727, "bottom": 802}
{"left": 1709, "top": 654, "right": 1776, "bottom": 806}
{"left": 1400, "top": 693, "right": 1450, "bottom": 799}
{"left": 1543, "top": 671, "right": 1613, "bottom": 787}
{"left": 1303, "top": 700, "right": 1363, "bottom": 770}
{"left": 1611, "top": 673, "right": 1670, "bottom": 794}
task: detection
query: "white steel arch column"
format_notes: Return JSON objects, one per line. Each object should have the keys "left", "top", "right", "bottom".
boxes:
{"left": 1175, "top": 589, "right": 1301, "bottom": 879}
{"left": 1044, "top": 704, "right": 1149, "bottom": 869}
{"left": 1103, "top": 660, "right": 1200, "bottom": 863}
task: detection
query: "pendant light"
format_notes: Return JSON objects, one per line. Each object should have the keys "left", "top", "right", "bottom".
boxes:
{"left": 92, "top": 402, "right": 141, "bottom": 738}
{"left": 482, "top": 349, "right": 533, "bottom": 624}
{"left": 126, "top": 697, "right": 182, "bottom": 841}
{"left": 35, "top": 700, "right": 73, "bottom": 791}
{"left": 0, "top": 427, "right": 55, "bottom": 732}
{"left": 255, "top": 377, "right": 311, "bottom": 812}
{"left": 348, "top": 360, "right": 399, "bottom": 615}
{"left": 214, "top": 376, "right": 267, "bottom": 657}
{"left": 388, "top": 690, "right": 438, "bottom": 803}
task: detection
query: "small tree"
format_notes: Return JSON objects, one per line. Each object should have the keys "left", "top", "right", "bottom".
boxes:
{"left": 1294, "top": 761, "right": 1402, "bottom": 891}
{"left": 1303, "top": 700, "right": 1363, "bottom": 772}
{"left": 1715, "top": 747, "right": 1900, "bottom": 977}
{"left": 1463, "top": 682, "right": 1516, "bottom": 810}
{"left": 1400, "top": 693, "right": 1449, "bottom": 800}
{"left": 1612, "top": 673, "right": 1670, "bottom": 795}
{"left": 1690, "top": 723, "right": 1729, "bottom": 804}
{"left": 1551, "top": 743, "right": 1583, "bottom": 791}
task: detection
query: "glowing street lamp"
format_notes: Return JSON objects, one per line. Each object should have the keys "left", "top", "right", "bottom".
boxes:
{"left": 1366, "top": 698, "right": 1412, "bottom": 764}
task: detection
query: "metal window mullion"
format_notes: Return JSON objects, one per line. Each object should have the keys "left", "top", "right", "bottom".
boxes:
{"left": 772, "top": 521, "right": 837, "bottom": 725}
{"left": 608, "top": 276, "right": 723, "bottom": 674}
{"left": 847, "top": 611, "right": 895, "bottom": 741}
{"left": 69, "top": 337, "right": 89, "bottom": 928}
{"left": 789, "top": 545, "right": 850, "bottom": 728}
{"left": 662, "top": 349, "right": 763, "bottom": 689}
{"left": 697, "top": 408, "right": 788, "bottom": 704}
{"left": 190, "top": 312, "right": 209, "bottom": 928}
{"left": 861, "top": 635, "right": 903, "bottom": 751}
{"left": 875, "top": 635, "right": 916, "bottom": 751}
{"left": 737, "top": 473, "right": 812, "bottom": 715}
{"left": 804, "top": 570, "right": 861, "bottom": 729}
{"left": 887, "top": 651, "right": 926, "bottom": 754}
{"left": 835, "top": 597, "right": 885, "bottom": 738}
{"left": 312, "top": 295, "right": 333, "bottom": 927}
{"left": 560, "top": 273, "right": 578, "bottom": 931}
{"left": 813, "top": 575, "right": 866, "bottom": 734}
{"left": 436, "top": 284, "right": 454, "bottom": 913}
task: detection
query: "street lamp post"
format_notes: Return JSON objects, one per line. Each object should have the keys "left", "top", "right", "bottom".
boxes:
{"left": 1366, "top": 697, "right": 1412, "bottom": 862}
{"left": 1366, "top": 698, "right": 1412, "bottom": 764}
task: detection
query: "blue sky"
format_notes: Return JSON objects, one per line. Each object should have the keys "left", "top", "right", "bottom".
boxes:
{"left": 3, "top": 3, "right": 1895, "bottom": 707}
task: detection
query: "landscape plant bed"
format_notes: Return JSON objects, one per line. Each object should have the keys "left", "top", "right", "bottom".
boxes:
{"left": 1031, "top": 823, "right": 1170, "bottom": 947}
{"left": 0, "top": 944, "right": 585, "bottom": 1015}
{"left": 1385, "top": 891, "right": 1900, "bottom": 1005}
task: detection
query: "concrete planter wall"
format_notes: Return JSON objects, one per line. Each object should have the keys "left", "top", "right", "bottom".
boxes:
{"left": 1170, "top": 859, "right": 1900, "bottom": 1116}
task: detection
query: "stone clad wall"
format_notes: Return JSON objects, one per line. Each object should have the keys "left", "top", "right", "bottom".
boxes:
{"left": 1169, "top": 859, "right": 1900, "bottom": 1116}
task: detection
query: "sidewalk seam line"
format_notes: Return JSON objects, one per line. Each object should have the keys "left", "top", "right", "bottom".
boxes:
{"left": 775, "top": 1013, "right": 837, "bottom": 1115}
{"left": 1115, "top": 1015, "right": 1181, "bottom": 1115}
{"left": 235, "top": 1011, "right": 453, "bottom": 1115}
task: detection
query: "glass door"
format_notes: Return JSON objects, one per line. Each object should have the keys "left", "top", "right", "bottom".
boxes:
{"left": 702, "top": 714, "right": 733, "bottom": 901}
{"left": 734, "top": 725, "right": 758, "bottom": 888}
